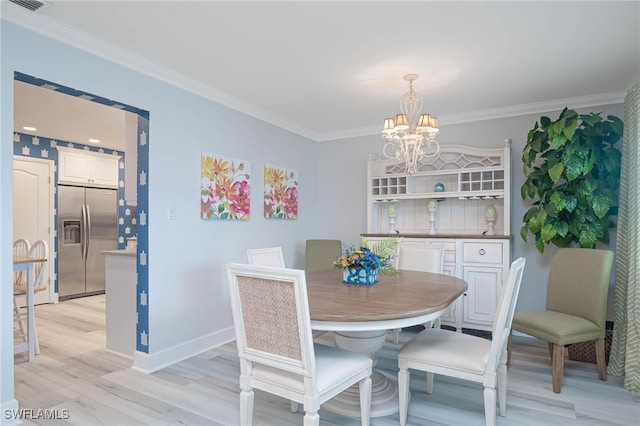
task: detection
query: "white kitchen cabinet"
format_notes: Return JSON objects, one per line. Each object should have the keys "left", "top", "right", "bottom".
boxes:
{"left": 363, "top": 141, "right": 513, "bottom": 332}
{"left": 57, "top": 146, "right": 120, "bottom": 188}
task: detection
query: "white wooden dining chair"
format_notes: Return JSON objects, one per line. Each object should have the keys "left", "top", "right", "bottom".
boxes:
{"left": 392, "top": 245, "right": 445, "bottom": 343}
{"left": 397, "top": 257, "right": 526, "bottom": 426}
{"left": 12, "top": 239, "right": 30, "bottom": 344}
{"left": 227, "top": 263, "right": 372, "bottom": 426}
{"left": 13, "top": 239, "right": 30, "bottom": 284}
{"left": 246, "top": 246, "right": 285, "bottom": 267}
{"left": 14, "top": 239, "right": 49, "bottom": 355}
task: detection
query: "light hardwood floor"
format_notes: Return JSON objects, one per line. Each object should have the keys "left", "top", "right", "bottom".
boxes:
{"left": 13, "top": 295, "right": 640, "bottom": 425}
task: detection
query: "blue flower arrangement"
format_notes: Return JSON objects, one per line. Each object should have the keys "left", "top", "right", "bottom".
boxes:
{"left": 333, "top": 237, "right": 401, "bottom": 278}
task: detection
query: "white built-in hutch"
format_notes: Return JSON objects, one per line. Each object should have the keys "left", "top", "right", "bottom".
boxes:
{"left": 363, "top": 140, "right": 512, "bottom": 332}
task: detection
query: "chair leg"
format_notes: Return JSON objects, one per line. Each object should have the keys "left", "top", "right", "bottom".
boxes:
{"left": 426, "top": 372, "right": 434, "bottom": 394}
{"left": 497, "top": 350, "right": 508, "bottom": 417}
{"left": 551, "top": 343, "right": 565, "bottom": 393}
{"left": 398, "top": 366, "right": 410, "bottom": 426}
{"left": 359, "top": 375, "right": 371, "bottom": 426}
{"left": 483, "top": 384, "right": 497, "bottom": 426}
{"left": 239, "top": 388, "right": 254, "bottom": 426}
{"left": 303, "top": 410, "right": 320, "bottom": 426}
{"left": 548, "top": 342, "right": 554, "bottom": 362}
{"left": 595, "top": 337, "right": 607, "bottom": 381}
{"left": 13, "top": 296, "right": 27, "bottom": 342}
{"left": 507, "top": 330, "right": 512, "bottom": 368}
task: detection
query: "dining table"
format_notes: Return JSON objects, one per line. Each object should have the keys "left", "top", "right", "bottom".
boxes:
{"left": 13, "top": 255, "right": 47, "bottom": 361}
{"left": 305, "top": 268, "right": 467, "bottom": 418}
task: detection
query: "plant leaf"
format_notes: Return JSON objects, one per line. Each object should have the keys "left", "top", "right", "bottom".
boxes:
{"left": 579, "top": 227, "right": 598, "bottom": 248}
{"left": 540, "top": 116, "right": 551, "bottom": 128}
{"left": 554, "top": 221, "right": 569, "bottom": 237}
{"left": 541, "top": 224, "right": 557, "bottom": 242}
{"left": 528, "top": 214, "right": 542, "bottom": 234}
{"left": 564, "top": 195, "right": 578, "bottom": 212}
{"left": 592, "top": 194, "right": 610, "bottom": 219}
{"left": 548, "top": 163, "right": 564, "bottom": 183}
{"left": 563, "top": 154, "right": 584, "bottom": 181}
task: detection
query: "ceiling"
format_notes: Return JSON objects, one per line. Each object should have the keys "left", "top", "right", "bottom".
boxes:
{"left": 7, "top": 1, "right": 640, "bottom": 151}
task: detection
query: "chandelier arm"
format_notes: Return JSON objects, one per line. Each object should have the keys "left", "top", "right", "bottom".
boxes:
{"left": 382, "top": 141, "right": 402, "bottom": 160}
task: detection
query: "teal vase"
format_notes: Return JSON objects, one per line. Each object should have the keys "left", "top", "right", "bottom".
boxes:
{"left": 343, "top": 267, "right": 378, "bottom": 285}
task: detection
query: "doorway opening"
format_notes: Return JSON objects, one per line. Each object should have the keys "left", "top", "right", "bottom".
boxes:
{"left": 12, "top": 72, "right": 150, "bottom": 359}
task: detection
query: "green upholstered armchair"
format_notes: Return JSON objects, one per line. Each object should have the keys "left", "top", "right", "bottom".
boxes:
{"left": 508, "top": 248, "right": 614, "bottom": 393}
{"left": 304, "top": 239, "right": 342, "bottom": 272}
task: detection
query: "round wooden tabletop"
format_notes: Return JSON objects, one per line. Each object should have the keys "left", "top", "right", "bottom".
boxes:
{"left": 306, "top": 269, "right": 467, "bottom": 330}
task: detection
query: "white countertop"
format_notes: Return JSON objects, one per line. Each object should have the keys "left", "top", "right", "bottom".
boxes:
{"left": 101, "top": 249, "right": 136, "bottom": 257}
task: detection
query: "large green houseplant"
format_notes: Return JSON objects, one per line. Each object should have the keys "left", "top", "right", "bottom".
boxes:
{"left": 520, "top": 108, "right": 623, "bottom": 253}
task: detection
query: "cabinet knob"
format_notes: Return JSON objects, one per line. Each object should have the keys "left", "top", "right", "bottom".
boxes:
{"left": 479, "top": 248, "right": 486, "bottom": 255}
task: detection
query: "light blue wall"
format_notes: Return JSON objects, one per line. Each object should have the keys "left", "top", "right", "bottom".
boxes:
{"left": 1, "top": 19, "right": 319, "bottom": 406}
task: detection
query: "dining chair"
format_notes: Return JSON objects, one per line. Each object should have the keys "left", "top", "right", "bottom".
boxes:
{"left": 508, "top": 248, "right": 613, "bottom": 393}
{"left": 392, "top": 245, "right": 445, "bottom": 343}
{"left": 12, "top": 239, "right": 30, "bottom": 343}
{"left": 246, "top": 246, "right": 285, "bottom": 268}
{"left": 14, "top": 239, "right": 49, "bottom": 355}
{"left": 304, "top": 239, "right": 342, "bottom": 272}
{"left": 398, "top": 257, "right": 526, "bottom": 426}
{"left": 226, "top": 263, "right": 372, "bottom": 426}
{"left": 13, "top": 238, "right": 30, "bottom": 285}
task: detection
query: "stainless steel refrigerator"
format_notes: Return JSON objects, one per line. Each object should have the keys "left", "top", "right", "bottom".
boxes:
{"left": 58, "top": 185, "right": 118, "bottom": 300}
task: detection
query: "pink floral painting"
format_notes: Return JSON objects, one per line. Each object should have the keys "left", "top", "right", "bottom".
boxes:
{"left": 201, "top": 153, "right": 251, "bottom": 220}
{"left": 264, "top": 164, "right": 298, "bottom": 219}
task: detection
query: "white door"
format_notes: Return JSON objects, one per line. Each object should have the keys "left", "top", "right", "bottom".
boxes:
{"left": 13, "top": 157, "right": 55, "bottom": 304}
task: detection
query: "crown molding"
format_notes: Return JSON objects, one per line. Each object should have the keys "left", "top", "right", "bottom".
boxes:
{"left": 316, "top": 91, "right": 626, "bottom": 142}
{"left": 1, "top": 4, "right": 318, "bottom": 141}
{"left": 2, "top": 4, "right": 628, "bottom": 144}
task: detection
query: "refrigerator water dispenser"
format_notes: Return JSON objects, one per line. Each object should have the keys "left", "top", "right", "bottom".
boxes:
{"left": 62, "top": 220, "right": 81, "bottom": 245}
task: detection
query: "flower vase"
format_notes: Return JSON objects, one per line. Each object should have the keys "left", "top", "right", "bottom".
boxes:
{"left": 343, "top": 267, "right": 378, "bottom": 285}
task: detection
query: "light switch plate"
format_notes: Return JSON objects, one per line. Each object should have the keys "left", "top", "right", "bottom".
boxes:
{"left": 167, "top": 205, "right": 176, "bottom": 220}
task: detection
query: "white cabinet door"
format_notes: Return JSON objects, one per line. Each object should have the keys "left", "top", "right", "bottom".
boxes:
{"left": 58, "top": 149, "right": 93, "bottom": 185}
{"left": 462, "top": 266, "right": 503, "bottom": 330}
{"left": 91, "top": 156, "right": 120, "bottom": 187}
{"left": 58, "top": 148, "right": 119, "bottom": 188}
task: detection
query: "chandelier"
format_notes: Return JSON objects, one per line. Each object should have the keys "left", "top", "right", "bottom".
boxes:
{"left": 381, "top": 74, "right": 440, "bottom": 175}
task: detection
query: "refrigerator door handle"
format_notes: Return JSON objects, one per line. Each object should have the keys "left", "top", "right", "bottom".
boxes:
{"left": 81, "top": 204, "right": 87, "bottom": 261}
{"left": 85, "top": 203, "right": 91, "bottom": 260}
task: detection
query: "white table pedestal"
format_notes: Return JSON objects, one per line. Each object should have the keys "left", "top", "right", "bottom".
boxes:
{"left": 321, "top": 330, "right": 406, "bottom": 418}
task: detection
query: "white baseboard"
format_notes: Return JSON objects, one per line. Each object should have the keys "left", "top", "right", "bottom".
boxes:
{"left": 1, "top": 398, "right": 21, "bottom": 426}
{"left": 132, "top": 326, "right": 235, "bottom": 373}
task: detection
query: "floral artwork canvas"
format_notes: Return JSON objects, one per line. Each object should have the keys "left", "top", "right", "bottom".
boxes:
{"left": 264, "top": 164, "right": 298, "bottom": 219}
{"left": 201, "top": 153, "right": 251, "bottom": 220}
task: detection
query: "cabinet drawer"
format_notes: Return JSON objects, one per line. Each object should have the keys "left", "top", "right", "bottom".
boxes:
{"left": 463, "top": 242, "right": 502, "bottom": 264}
